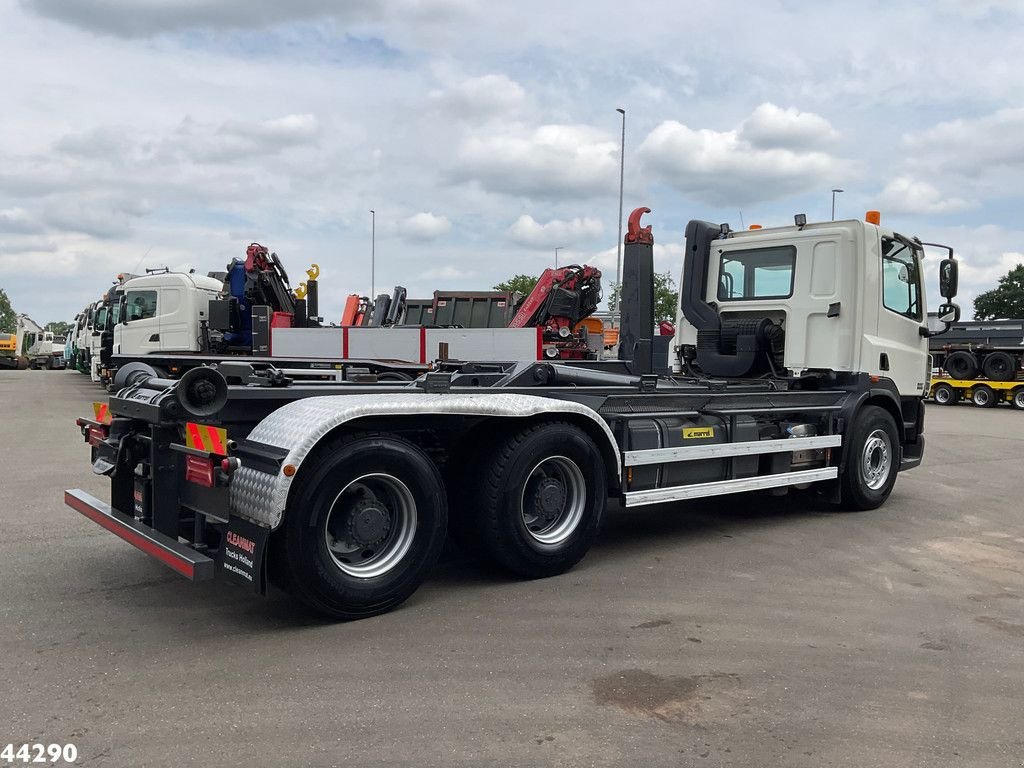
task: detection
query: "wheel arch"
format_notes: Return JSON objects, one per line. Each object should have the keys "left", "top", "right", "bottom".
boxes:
{"left": 229, "top": 393, "right": 620, "bottom": 530}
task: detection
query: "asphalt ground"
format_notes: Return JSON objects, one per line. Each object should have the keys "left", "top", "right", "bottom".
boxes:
{"left": 2, "top": 368, "right": 1023, "bottom": 767}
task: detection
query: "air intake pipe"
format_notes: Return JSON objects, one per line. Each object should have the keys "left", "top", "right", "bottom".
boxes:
{"left": 681, "top": 219, "right": 773, "bottom": 378}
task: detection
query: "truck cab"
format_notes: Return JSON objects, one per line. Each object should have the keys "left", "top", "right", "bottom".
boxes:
{"left": 674, "top": 214, "right": 940, "bottom": 400}
{"left": 114, "top": 272, "right": 224, "bottom": 357}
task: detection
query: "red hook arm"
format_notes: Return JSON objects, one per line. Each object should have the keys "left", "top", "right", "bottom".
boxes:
{"left": 625, "top": 207, "right": 653, "bottom": 244}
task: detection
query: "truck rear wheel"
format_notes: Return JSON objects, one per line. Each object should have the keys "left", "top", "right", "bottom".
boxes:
{"left": 971, "top": 385, "right": 997, "bottom": 408}
{"left": 840, "top": 405, "right": 899, "bottom": 511}
{"left": 474, "top": 422, "right": 606, "bottom": 578}
{"left": 1011, "top": 388, "right": 1024, "bottom": 410}
{"left": 932, "top": 383, "right": 959, "bottom": 405}
{"left": 981, "top": 352, "right": 1016, "bottom": 382}
{"left": 944, "top": 351, "right": 977, "bottom": 380}
{"left": 275, "top": 432, "right": 447, "bottom": 620}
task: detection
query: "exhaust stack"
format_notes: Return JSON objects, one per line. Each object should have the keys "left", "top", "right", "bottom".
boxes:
{"left": 617, "top": 207, "right": 655, "bottom": 375}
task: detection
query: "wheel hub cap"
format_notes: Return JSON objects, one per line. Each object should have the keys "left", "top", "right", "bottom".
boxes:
{"left": 348, "top": 500, "right": 390, "bottom": 547}
{"left": 533, "top": 477, "right": 566, "bottom": 521}
{"left": 861, "top": 430, "right": 892, "bottom": 491}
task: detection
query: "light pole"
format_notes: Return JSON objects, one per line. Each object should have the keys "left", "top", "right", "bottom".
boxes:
{"left": 614, "top": 107, "right": 626, "bottom": 325}
{"left": 831, "top": 188, "right": 843, "bottom": 221}
{"left": 369, "top": 209, "right": 376, "bottom": 297}
{"left": 554, "top": 246, "right": 564, "bottom": 268}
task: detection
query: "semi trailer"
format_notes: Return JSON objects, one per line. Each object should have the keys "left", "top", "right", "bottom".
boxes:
{"left": 929, "top": 319, "right": 1024, "bottom": 381}
{"left": 66, "top": 207, "right": 960, "bottom": 620}
{"left": 929, "top": 375, "right": 1024, "bottom": 409}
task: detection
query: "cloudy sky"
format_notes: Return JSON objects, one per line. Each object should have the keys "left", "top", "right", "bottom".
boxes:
{"left": 2, "top": 0, "right": 1022, "bottom": 325}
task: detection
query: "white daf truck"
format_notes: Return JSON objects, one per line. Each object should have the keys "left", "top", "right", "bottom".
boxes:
{"left": 68, "top": 208, "right": 959, "bottom": 621}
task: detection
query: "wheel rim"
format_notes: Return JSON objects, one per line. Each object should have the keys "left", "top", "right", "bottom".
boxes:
{"left": 861, "top": 429, "right": 892, "bottom": 491}
{"left": 974, "top": 389, "right": 991, "bottom": 406}
{"left": 935, "top": 386, "right": 951, "bottom": 404}
{"left": 1015, "top": 391, "right": 1024, "bottom": 409}
{"left": 323, "top": 473, "right": 417, "bottom": 578}
{"left": 519, "top": 456, "right": 586, "bottom": 546}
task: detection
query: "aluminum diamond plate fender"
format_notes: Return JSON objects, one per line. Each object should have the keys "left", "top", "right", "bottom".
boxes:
{"left": 229, "top": 392, "right": 620, "bottom": 529}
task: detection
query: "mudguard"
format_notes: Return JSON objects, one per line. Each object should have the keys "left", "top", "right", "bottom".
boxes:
{"left": 229, "top": 392, "right": 620, "bottom": 529}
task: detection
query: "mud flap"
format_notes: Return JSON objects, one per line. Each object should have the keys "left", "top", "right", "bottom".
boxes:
{"left": 218, "top": 516, "right": 270, "bottom": 594}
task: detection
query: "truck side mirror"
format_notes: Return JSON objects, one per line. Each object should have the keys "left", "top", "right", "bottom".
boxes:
{"left": 939, "top": 258, "right": 958, "bottom": 299}
{"left": 938, "top": 302, "right": 960, "bottom": 324}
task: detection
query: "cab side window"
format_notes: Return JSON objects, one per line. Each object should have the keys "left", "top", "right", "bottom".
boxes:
{"left": 125, "top": 290, "right": 158, "bottom": 321}
{"left": 881, "top": 238, "right": 922, "bottom": 321}
{"left": 718, "top": 245, "right": 796, "bottom": 301}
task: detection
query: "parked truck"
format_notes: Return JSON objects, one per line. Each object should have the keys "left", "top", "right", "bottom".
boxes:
{"left": 66, "top": 208, "right": 959, "bottom": 620}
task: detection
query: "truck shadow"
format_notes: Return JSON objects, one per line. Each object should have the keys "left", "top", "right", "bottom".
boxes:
{"left": 86, "top": 490, "right": 840, "bottom": 631}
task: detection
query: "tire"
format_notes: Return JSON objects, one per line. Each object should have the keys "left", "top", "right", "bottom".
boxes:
{"left": 971, "top": 385, "right": 997, "bottom": 408}
{"left": 1011, "top": 388, "right": 1024, "bottom": 411}
{"left": 840, "top": 405, "right": 900, "bottom": 511}
{"left": 981, "top": 352, "right": 1016, "bottom": 382}
{"left": 473, "top": 421, "right": 606, "bottom": 578}
{"left": 274, "top": 432, "right": 447, "bottom": 620}
{"left": 944, "top": 351, "right": 978, "bottom": 380}
{"left": 932, "top": 383, "right": 959, "bottom": 406}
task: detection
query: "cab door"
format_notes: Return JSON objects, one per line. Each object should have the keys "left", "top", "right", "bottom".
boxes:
{"left": 120, "top": 289, "right": 162, "bottom": 355}
{"left": 156, "top": 286, "right": 195, "bottom": 350}
{"left": 870, "top": 235, "right": 929, "bottom": 396}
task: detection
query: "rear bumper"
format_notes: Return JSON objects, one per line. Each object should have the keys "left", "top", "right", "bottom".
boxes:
{"left": 64, "top": 489, "right": 215, "bottom": 580}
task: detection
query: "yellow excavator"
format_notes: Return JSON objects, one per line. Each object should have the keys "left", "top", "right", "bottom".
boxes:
{"left": 0, "top": 331, "right": 19, "bottom": 369}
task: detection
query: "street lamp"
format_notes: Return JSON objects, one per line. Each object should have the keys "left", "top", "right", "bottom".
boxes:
{"left": 831, "top": 188, "right": 843, "bottom": 221}
{"left": 614, "top": 107, "right": 626, "bottom": 325}
{"left": 555, "top": 246, "right": 564, "bottom": 268}
{"left": 369, "top": 209, "right": 376, "bottom": 297}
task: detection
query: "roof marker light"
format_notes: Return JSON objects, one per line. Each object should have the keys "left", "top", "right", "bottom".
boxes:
{"left": 865, "top": 210, "right": 881, "bottom": 225}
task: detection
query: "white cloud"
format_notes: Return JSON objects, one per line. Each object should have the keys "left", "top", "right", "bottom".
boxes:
{"left": 738, "top": 103, "right": 837, "bottom": 150}
{"left": 397, "top": 212, "right": 451, "bottom": 241}
{"left": 506, "top": 215, "right": 603, "bottom": 247}
{"left": 418, "top": 265, "right": 475, "bottom": 281}
{"left": 904, "top": 107, "right": 1024, "bottom": 175}
{"left": 0, "top": 207, "right": 42, "bottom": 235}
{"left": 637, "top": 105, "right": 848, "bottom": 206}
{"left": 26, "top": 0, "right": 379, "bottom": 38}
{"left": 427, "top": 74, "right": 526, "bottom": 120}
{"left": 452, "top": 125, "right": 619, "bottom": 198}
{"left": 875, "top": 177, "right": 972, "bottom": 215}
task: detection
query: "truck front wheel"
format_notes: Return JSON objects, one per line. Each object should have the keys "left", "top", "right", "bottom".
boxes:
{"left": 474, "top": 422, "right": 606, "bottom": 578}
{"left": 840, "top": 405, "right": 900, "bottom": 511}
{"left": 275, "top": 433, "right": 447, "bottom": 620}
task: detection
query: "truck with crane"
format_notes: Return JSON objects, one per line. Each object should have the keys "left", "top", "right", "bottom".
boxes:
{"left": 99, "top": 246, "right": 426, "bottom": 386}
{"left": 66, "top": 206, "right": 960, "bottom": 621}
